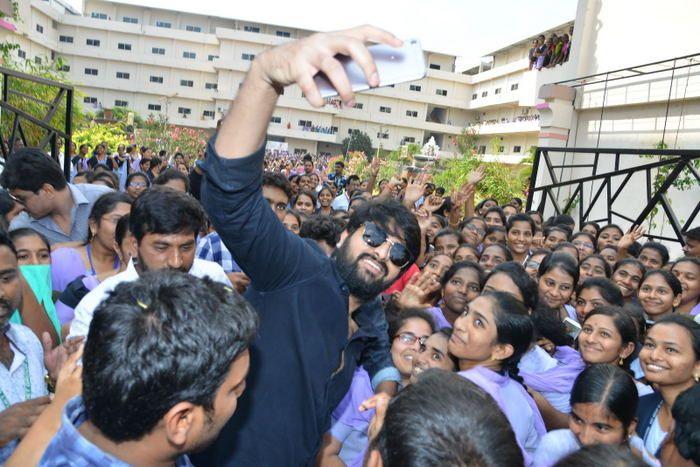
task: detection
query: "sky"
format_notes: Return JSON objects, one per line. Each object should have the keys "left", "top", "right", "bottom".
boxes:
{"left": 65, "top": 0, "right": 577, "bottom": 68}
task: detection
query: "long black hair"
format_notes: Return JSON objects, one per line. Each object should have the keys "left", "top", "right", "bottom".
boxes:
{"left": 483, "top": 291, "right": 534, "bottom": 387}
{"left": 486, "top": 262, "right": 539, "bottom": 311}
{"left": 538, "top": 251, "right": 580, "bottom": 286}
{"left": 570, "top": 364, "right": 639, "bottom": 431}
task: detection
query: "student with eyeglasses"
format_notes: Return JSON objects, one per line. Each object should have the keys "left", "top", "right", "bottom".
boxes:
{"left": 318, "top": 309, "right": 435, "bottom": 467}
{"left": 196, "top": 29, "right": 422, "bottom": 463}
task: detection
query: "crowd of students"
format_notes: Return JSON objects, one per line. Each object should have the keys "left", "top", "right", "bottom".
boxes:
{"left": 0, "top": 25, "right": 698, "bottom": 467}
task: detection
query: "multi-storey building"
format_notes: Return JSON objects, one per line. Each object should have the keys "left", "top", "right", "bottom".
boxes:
{"left": 2, "top": 0, "right": 572, "bottom": 158}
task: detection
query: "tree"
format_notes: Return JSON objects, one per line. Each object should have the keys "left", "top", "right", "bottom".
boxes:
{"left": 73, "top": 122, "right": 129, "bottom": 154}
{"left": 0, "top": 49, "right": 87, "bottom": 150}
{"left": 341, "top": 130, "right": 374, "bottom": 157}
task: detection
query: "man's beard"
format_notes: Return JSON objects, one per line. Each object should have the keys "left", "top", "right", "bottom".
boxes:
{"left": 334, "top": 242, "right": 394, "bottom": 302}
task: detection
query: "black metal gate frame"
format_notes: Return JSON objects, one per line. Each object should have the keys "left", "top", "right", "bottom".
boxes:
{"left": 526, "top": 147, "right": 700, "bottom": 244}
{"left": 0, "top": 66, "right": 74, "bottom": 179}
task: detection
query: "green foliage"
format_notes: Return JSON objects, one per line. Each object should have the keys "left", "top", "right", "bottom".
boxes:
{"left": 640, "top": 141, "right": 700, "bottom": 230}
{"left": 134, "top": 114, "right": 209, "bottom": 157}
{"left": 431, "top": 153, "right": 528, "bottom": 203}
{"left": 454, "top": 127, "right": 479, "bottom": 155}
{"left": 0, "top": 49, "right": 87, "bottom": 149}
{"left": 341, "top": 130, "right": 374, "bottom": 157}
{"left": 73, "top": 122, "right": 129, "bottom": 154}
{"left": 0, "top": 1, "right": 19, "bottom": 21}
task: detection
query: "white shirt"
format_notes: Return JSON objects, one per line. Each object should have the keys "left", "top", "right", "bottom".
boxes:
{"left": 68, "top": 258, "right": 232, "bottom": 339}
{"left": 331, "top": 193, "right": 350, "bottom": 211}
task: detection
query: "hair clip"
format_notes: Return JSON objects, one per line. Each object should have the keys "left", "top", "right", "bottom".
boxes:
{"left": 223, "top": 286, "right": 234, "bottom": 294}
{"left": 136, "top": 300, "right": 148, "bottom": 310}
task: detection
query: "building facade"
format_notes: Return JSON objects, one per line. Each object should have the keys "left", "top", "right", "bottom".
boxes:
{"left": 2, "top": 0, "right": 570, "bottom": 159}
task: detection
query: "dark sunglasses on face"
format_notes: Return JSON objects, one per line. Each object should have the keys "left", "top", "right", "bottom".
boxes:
{"left": 362, "top": 222, "right": 412, "bottom": 268}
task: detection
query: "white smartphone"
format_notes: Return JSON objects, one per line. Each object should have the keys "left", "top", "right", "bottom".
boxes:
{"left": 314, "top": 38, "right": 426, "bottom": 98}
{"left": 563, "top": 317, "right": 582, "bottom": 340}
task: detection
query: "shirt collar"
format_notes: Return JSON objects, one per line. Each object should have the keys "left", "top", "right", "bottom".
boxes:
{"left": 67, "top": 183, "right": 90, "bottom": 206}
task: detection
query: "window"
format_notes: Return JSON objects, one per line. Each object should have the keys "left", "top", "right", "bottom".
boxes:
{"left": 59, "top": 35, "right": 73, "bottom": 43}
{"left": 495, "top": 88, "right": 501, "bottom": 95}
{"left": 17, "top": 49, "right": 26, "bottom": 59}
{"left": 208, "top": 54, "right": 218, "bottom": 61}
{"left": 348, "top": 128, "right": 357, "bottom": 135}
{"left": 513, "top": 145, "right": 522, "bottom": 153}
{"left": 406, "top": 110, "right": 418, "bottom": 118}
{"left": 472, "top": 93, "right": 478, "bottom": 99}
{"left": 379, "top": 106, "right": 391, "bottom": 113}
{"left": 34, "top": 56, "right": 42, "bottom": 64}
{"left": 510, "top": 83, "right": 519, "bottom": 91}
{"left": 123, "top": 16, "right": 138, "bottom": 24}
{"left": 116, "top": 71, "right": 130, "bottom": 79}
{"left": 478, "top": 145, "right": 486, "bottom": 154}
{"left": 52, "top": 20, "right": 58, "bottom": 29}
{"left": 117, "top": 43, "right": 132, "bottom": 51}
{"left": 270, "top": 116, "right": 282, "bottom": 124}
{"left": 436, "top": 89, "right": 447, "bottom": 96}
{"left": 152, "top": 47, "right": 165, "bottom": 55}
{"left": 377, "top": 132, "right": 389, "bottom": 139}
{"left": 429, "top": 63, "right": 441, "bottom": 70}
{"left": 352, "top": 102, "right": 364, "bottom": 109}
{"left": 178, "top": 107, "right": 191, "bottom": 115}
{"left": 186, "top": 25, "right": 202, "bottom": 32}
{"left": 244, "top": 25, "right": 260, "bottom": 33}
{"left": 59, "top": 64, "right": 70, "bottom": 72}
{"left": 91, "top": 12, "right": 108, "bottom": 20}
{"left": 183, "top": 51, "right": 196, "bottom": 59}
{"left": 481, "top": 91, "right": 488, "bottom": 97}
{"left": 205, "top": 82, "right": 218, "bottom": 90}
{"left": 114, "top": 100, "right": 128, "bottom": 107}
{"left": 241, "top": 53, "right": 255, "bottom": 61}
{"left": 331, "top": 126, "right": 338, "bottom": 133}
{"left": 150, "top": 75, "right": 163, "bottom": 84}
{"left": 156, "top": 21, "right": 172, "bottom": 28}
{"left": 35, "top": 24, "right": 44, "bottom": 33}
{"left": 180, "top": 79, "right": 194, "bottom": 87}
{"left": 276, "top": 30, "right": 291, "bottom": 37}
{"left": 409, "top": 84, "right": 422, "bottom": 92}
{"left": 84, "top": 68, "right": 98, "bottom": 76}
{"left": 498, "top": 146, "right": 505, "bottom": 153}
{"left": 148, "top": 104, "right": 162, "bottom": 111}
{"left": 83, "top": 96, "right": 97, "bottom": 104}
{"left": 403, "top": 136, "right": 416, "bottom": 143}
{"left": 298, "top": 120, "right": 312, "bottom": 127}
{"left": 86, "top": 39, "right": 100, "bottom": 47}
{"left": 203, "top": 110, "right": 216, "bottom": 119}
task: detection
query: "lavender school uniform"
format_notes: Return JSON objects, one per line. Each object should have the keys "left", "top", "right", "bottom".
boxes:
{"left": 330, "top": 367, "right": 375, "bottom": 467}
{"left": 460, "top": 366, "right": 546, "bottom": 467}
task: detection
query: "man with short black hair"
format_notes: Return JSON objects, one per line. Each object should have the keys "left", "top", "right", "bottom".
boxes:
{"left": 153, "top": 168, "right": 190, "bottom": 193}
{"left": 41, "top": 271, "right": 258, "bottom": 466}
{"left": 328, "top": 161, "right": 347, "bottom": 194}
{"left": 683, "top": 226, "right": 700, "bottom": 257}
{"left": 195, "top": 26, "right": 419, "bottom": 466}
{"left": 332, "top": 174, "right": 361, "bottom": 211}
{"left": 68, "top": 187, "right": 231, "bottom": 338}
{"left": 1, "top": 148, "right": 112, "bottom": 245}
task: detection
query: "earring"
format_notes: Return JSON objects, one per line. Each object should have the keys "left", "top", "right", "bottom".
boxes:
{"left": 694, "top": 374, "right": 699, "bottom": 383}
{"left": 619, "top": 356, "right": 624, "bottom": 366}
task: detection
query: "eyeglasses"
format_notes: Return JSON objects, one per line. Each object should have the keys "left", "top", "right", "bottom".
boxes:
{"left": 394, "top": 332, "right": 428, "bottom": 347}
{"left": 572, "top": 240, "right": 594, "bottom": 249}
{"left": 362, "top": 222, "right": 412, "bottom": 268}
{"left": 526, "top": 260, "right": 541, "bottom": 270}
{"left": 129, "top": 182, "right": 148, "bottom": 188}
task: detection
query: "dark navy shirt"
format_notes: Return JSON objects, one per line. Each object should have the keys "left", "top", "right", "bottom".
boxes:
{"left": 193, "top": 140, "right": 397, "bottom": 466}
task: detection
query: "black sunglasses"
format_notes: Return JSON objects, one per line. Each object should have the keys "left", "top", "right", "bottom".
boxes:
{"left": 362, "top": 222, "right": 412, "bottom": 268}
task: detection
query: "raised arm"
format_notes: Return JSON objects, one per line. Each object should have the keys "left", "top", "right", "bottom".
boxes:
{"left": 214, "top": 26, "right": 402, "bottom": 159}
{"left": 203, "top": 26, "right": 402, "bottom": 291}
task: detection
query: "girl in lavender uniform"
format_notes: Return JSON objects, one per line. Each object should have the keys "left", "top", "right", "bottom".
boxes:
{"left": 318, "top": 309, "right": 436, "bottom": 467}
{"left": 427, "top": 261, "right": 484, "bottom": 329}
{"left": 534, "top": 364, "right": 658, "bottom": 467}
{"left": 448, "top": 291, "right": 545, "bottom": 466}
{"left": 537, "top": 252, "right": 579, "bottom": 322}
{"left": 671, "top": 257, "right": 700, "bottom": 317}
